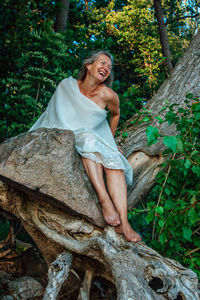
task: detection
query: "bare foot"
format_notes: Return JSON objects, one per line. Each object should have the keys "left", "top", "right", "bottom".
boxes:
{"left": 115, "top": 222, "right": 142, "bottom": 242}
{"left": 101, "top": 201, "right": 121, "bottom": 226}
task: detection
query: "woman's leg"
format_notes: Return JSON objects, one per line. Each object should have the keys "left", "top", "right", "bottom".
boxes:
{"left": 81, "top": 157, "right": 120, "bottom": 226}
{"left": 104, "top": 168, "right": 142, "bottom": 242}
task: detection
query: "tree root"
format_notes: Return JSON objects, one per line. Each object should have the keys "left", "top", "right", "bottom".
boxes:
{"left": 77, "top": 269, "right": 94, "bottom": 300}
{"left": 43, "top": 251, "right": 73, "bottom": 300}
{"left": 0, "top": 183, "right": 199, "bottom": 300}
{"left": 31, "top": 206, "right": 199, "bottom": 300}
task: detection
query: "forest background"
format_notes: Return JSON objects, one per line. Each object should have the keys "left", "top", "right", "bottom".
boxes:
{"left": 0, "top": 0, "right": 200, "bottom": 279}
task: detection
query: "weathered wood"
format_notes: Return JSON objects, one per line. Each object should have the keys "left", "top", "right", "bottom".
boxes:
{"left": 0, "top": 184, "right": 199, "bottom": 300}
{"left": 77, "top": 269, "right": 94, "bottom": 300}
{"left": 43, "top": 251, "right": 73, "bottom": 300}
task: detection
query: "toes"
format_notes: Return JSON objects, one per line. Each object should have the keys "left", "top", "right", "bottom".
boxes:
{"left": 111, "top": 218, "right": 121, "bottom": 227}
{"left": 105, "top": 216, "right": 120, "bottom": 227}
{"left": 124, "top": 231, "right": 142, "bottom": 243}
{"left": 131, "top": 235, "right": 142, "bottom": 243}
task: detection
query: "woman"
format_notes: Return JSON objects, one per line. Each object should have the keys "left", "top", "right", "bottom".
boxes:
{"left": 30, "top": 50, "right": 142, "bottom": 242}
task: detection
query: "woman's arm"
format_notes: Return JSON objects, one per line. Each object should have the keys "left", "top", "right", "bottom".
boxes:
{"left": 107, "top": 92, "right": 120, "bottom": 136}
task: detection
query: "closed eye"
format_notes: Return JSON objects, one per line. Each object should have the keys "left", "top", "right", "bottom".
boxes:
{"left": 100, "top": 61, "right": 112, "bottom": 70}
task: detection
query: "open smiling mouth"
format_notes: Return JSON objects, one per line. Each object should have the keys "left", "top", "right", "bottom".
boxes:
{"left": 98, "top": 70, "right": 106, "bottom": 77}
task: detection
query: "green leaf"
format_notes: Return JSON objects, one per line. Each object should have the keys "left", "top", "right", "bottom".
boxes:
{"left": 182, "top": 227, "right": 192, "bottom": 241}
{"left": 155, "top": 206, "right": 164, "bottom": 215}
{"left": 164, "top": 187, "right": 171, "bottom": 196}
{"left": 131, "top": 120, "right": 137, "bottom": 125}
{"left": 159, "top": 106, "right": 168, "bottom": 112}
{"left": 192, "top": 166, "right": 200, "bottom": 177}
{"left": 188, "top": 207, "right": 198, "bottom": 224}
{"left": 145, "top": 209, "right": 155, "bottom": 224}
{"left": 155, "top": 116, "right": 163, "bottom": 124}
{"left": 158, "top": 219, "right": 165, "bottom": 228}
{"left": 163, "top": 136, "right": 178, "bottom": 153}
{"left": 128, "top": 212, "right": 132, "bottom": 220}
{"left": 165, "top": 111, "right": 177, "bottom": 125}
{"left": 176, "top": 138, "right": 184, "bottom": 153}
{"left": 122, "top": 131, "right": 128, "bottom": 138}
{"left": 159, "top": 231, "right": 168, "bottom": 244}
{"left": 186, "top": 93, "right": 193, "bottom": 99}
{"left": 142, "top": 116, "right": 151, "bottom": 122}
{"left": 191, "top": 102, "right": 200, "bottom": 112}
{"left": 122, "top": 91, "right": 129, "bottom": 98}
{"left": 146, "top": 126, "right": 159, "bottom": 146}
{"left": 194, "top": 112, "right": 200, "bottom": 120}
{"left": 191, "top": 150, "right": 199, "bottom": 158}
{"left": 184, "top": 159, "right": 191, "bottom": 169}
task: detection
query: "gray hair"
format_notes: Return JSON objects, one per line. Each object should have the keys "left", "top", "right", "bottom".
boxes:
{"left": 78, "top": 50, "right": 114, "bottom": 87}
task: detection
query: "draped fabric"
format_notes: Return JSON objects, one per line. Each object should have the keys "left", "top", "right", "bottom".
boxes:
{"left": 29, "top": 76, "right": 133, "bottom": 185}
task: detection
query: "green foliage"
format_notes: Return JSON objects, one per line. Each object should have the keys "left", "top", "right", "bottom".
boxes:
{"left": 129, "top": 96, "right": 200, "bottom": 278}
{"left": 1, "top": 0, "right": 198, "bottom": 141}
{"left": 146, "top": 126, "right": 160, "bottom": 146}
{"left": 0, "top": 28, "right": 72, "bottom": 141}
{"left": 122, "top": 131, "right": 128, "bottom": 138}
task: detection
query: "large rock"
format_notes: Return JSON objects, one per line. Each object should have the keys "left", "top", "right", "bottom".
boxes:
{"left": 8, "top": 276, "right": 43, "bottom": 299}
{"left": 0, "top": 128, "right": 105, "bottom": 227}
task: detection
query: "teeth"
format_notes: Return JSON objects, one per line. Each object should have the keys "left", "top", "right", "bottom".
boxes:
{"left": 99, "top": 71, "right": 106, "bottom": 76}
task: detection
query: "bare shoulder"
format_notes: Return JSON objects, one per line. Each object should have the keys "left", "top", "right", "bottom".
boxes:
{"left": 102, "top": 85, "right": 119, "bottom": 108}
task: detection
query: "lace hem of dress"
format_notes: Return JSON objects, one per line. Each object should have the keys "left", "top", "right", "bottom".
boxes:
{"left": 74, "top": 131, "right": 133, "bottom": 185}
{"left": 75, "top": 131, "right": 124, "bottom": 169}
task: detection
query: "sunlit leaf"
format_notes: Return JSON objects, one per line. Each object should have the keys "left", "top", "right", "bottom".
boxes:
{"left": 163, "top": 136, "right": 177, "bottom": 153}
{"left": 146, "top": 126, "right": 159, "bottom": 146}
{"left": 122, "top": 131, "right": 128, "bottom": 138}
{"left": 155, "top": 206, "right": 164, "bottom": 215}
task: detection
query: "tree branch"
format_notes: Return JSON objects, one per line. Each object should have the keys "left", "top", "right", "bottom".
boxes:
{"left": 166, "top": 13, "right": 200, "bottom": 25}
{"left": 43, "top": 251, "right": 73, "bottom": 300}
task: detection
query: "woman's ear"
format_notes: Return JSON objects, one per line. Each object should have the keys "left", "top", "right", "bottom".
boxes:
{"left": 86, "top": 63, "right": 91, "bottom": 72}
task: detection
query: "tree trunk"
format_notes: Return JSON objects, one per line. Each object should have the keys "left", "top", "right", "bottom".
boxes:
{"left": 117, "top": 29, "right": 200, "bottom": 208}
{"left": 0, "top": 31, "right": 200, "bottom": 300}
{"left": 153, "top": 0, "right": 173, "bottom": 74}
{"left": 55, "top": 0, "right": 70, "bottom": 32}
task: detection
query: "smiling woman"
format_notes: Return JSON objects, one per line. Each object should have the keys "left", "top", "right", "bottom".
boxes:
{"left": 87, "top": 55, "right": 112, "bottom": 81}
{"left": 77, "top": 54, "right": 114, "bottom": 110}
{"left": 78, "top": 50, "right": 114, "bottom": 87}
{"left": 29, "top": 50, "right": 142, "bottom": 243}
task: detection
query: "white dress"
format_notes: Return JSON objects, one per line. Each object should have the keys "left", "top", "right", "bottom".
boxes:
{"left": 29, "top": 76, "right": 133, "bottom": 185}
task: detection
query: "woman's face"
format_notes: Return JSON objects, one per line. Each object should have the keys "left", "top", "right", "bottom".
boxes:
{"left": 87, "top": 54, "right": 112, "bottom": 82}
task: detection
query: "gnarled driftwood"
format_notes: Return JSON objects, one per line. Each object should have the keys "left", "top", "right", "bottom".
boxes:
{"left": 0, "top": 30, "right": 200, "bottom": 300}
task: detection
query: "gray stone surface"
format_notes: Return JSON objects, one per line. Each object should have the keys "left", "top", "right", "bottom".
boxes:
{"left": 8, "top": 276, "right": 43, "bottom": 299}
{"left": 0, "top": 128, "right": 105, "bottom": 227}
{"left": 2, "top": 296, "right": 14, "bottom": 300}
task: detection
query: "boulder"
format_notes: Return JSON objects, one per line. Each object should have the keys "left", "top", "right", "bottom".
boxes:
{"left": 0, "top": 128, "right": 105, "bottom": 227}
{"left": 2, "top": 296, "right": 14, "bottom": 300}
{"left": 8, "top": 276, "right": 43, "bottom": 299}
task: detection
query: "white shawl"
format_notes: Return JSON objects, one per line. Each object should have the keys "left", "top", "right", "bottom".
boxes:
{"left": 29, "top": 76, "right": 133, "bottom": 185}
